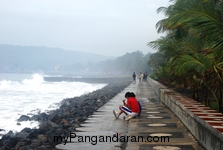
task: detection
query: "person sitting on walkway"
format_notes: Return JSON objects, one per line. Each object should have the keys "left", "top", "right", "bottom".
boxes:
{"left": 113, "top": 92, "right": 141, "bottom": 121}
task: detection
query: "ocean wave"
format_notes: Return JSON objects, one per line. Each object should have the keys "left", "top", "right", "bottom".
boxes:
{"left": 22, "top": 73, "right": 45, "bottom": 85}
{"left": 0, "top": 73, "right": 46, "bottom": 89}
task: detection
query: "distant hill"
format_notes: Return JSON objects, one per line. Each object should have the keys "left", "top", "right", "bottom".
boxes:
{"left": 0, "top": 45, "right": 114, "bottom": 73}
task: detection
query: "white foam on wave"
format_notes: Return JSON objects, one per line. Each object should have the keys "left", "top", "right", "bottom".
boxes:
{"left": 22, "top": 73, "right": 45, "bottom": 85}
{"left": 0, "top": 73, "right": 106, "bottom": 138}
{"left": 0, "top": 74, "right": 44, "bottom": 90}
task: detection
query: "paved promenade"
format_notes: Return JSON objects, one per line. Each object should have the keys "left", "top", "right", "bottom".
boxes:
{"left": 56, "top": 81, "right": 205, "bottom": 150}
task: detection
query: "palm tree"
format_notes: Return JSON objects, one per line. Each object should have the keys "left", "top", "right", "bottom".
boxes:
{"left": 148, "top": 0, "right": 223, "bottom": 112}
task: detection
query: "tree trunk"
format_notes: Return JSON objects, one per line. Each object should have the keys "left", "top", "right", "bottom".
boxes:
{"left": 218, "top": 89, "right": 223, "bottom": 113}
{"left": 205, "top": 89, "right": 209, "bottom": 106}
{"left": 192, "top": 86, "right": 200, "bottom": 102}
{"left": 195, "top": 89, "right": 200, "bottom": 102}
{"left": 192, "top": 86, "right": 196, "bottom": 100}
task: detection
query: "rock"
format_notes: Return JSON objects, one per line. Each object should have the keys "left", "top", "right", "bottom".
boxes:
{"left": 31, "top": 115, "right": 41, "bottom": 121}
{"left": 47, "top": 120, "right": 57, "bottom": 127}
{"left": 31, "top": 113, "right": 49, "bottom": 122}
{"left": 1, "top": 140, "right": 10, "bottom": 147}
{"left": 27, "top": 129, "right": 38, "bottom": 139}
{"left": 50, "top": 114, "right": 60, "bottom": 123}
{"left": 39, "top": 113, "right": 49, "bottom": 122}
{"left": 0, "top": 145, "right": 6, "bottom": 150}
{"left": 0, "top": 137, "right": 19, "bottom": 150}
{"left": 38, "top": 123, "right": 50, "bottom": 134}
{"left": 4, "top": 130, "right": 14, "bottom": 138}
{"left": 61, "top": 118, "right": 71, "bottom": 129}
{"left": 19, "top": 138, "right": 31, "bottom": 144}
{"left": 18, "top": 146, "right": 28, "bottom": 150}
{"left": 17, "top": 115, "right": 31, "bottom": 122}
{"left": 15, "top": 131, "right": 29, "bottom": 139}
{"left": 61, "top": 118, "right": 69, "bottom": 125}
{"left": 37, "top": 134, "right": 47, "bottom": 142}
{"left": 36, "top": 146, "right": 49, "bottom": 150}
{"left": 20, "top": 127, "right": 32, "bottom": 133}
{"left": 46, "top": 126, "right": 63, "bottom": 138}
{"left": 15, "top": 141, "right": 26, "bottom": 150}
{"left": 29, "top": 139, "right": 42, "bottom": 148}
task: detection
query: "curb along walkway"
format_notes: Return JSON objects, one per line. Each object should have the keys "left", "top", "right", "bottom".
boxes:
{"left": 56, "top": 81, "right": 204, "bottom": 150}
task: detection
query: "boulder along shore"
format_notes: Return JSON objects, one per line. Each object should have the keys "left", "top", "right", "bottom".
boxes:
{"left": 0, "top": 77, "right": 132, "bottom": 150}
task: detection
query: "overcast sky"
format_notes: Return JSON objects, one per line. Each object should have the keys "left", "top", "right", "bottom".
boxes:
{"left": 0, "top": 0, "right": 171, "bottom": 57}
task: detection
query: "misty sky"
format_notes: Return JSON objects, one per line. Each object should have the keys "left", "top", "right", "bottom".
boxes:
{"left": 0, "top": 0, "right": 170, "bottom": 57}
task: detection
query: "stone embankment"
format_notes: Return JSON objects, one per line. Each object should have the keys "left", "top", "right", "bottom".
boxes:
{"left": 0, "top": 77, "right": 131, "bottom": 150}
{"left": 148, "top": 78, "right": 223, "bottom": 150}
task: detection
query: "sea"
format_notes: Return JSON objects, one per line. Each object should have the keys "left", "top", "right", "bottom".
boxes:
{"left": 0, "top": 73, "right": 107, "bottom": 138}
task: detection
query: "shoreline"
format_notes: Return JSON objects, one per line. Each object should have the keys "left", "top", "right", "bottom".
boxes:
{"left": 43, "top": 76, "right": 131, "bottom": 83}
{"left": 0, "top": 77, "right": 132, "bottom": 150}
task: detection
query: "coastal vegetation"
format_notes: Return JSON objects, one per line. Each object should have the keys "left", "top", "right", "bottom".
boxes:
{"left": 92, "top": 50, "right": 152, "bottom": 75}
{"left": 147, "top": 0, "right": 223, "bottom": 113}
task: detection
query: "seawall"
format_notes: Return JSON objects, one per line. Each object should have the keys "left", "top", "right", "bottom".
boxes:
{"left": 148, "top": 78, "right": 223, "bottom": 150}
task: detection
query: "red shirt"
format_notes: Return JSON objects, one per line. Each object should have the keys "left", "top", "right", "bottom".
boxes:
{"left": 127, "top": 97, "right": 140, "bottom": 113}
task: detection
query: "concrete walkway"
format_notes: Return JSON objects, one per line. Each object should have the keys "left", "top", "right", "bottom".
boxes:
{"left": 56, "top": 81, "right": 205, "bottom": 150}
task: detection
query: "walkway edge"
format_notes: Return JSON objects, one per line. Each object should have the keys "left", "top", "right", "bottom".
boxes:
{"left": 148, "top": 78, "right": 223, "bottom": 150}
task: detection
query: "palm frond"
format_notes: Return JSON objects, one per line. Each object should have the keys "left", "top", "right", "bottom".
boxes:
{"left": 175, "top": 54, "right": 212, "bottom": 75}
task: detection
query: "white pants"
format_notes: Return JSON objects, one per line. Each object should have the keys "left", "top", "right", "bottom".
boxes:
{"left": 121, "top": 106, "right": 139, "bottom": 117}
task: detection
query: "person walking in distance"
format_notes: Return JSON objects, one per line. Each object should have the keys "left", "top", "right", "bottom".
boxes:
{"left": 138, "top": 72, "right": 143, "bottom": 82}
{"left": 132, "top": 72, "right": 136, "bottom": 83}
